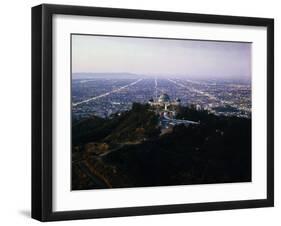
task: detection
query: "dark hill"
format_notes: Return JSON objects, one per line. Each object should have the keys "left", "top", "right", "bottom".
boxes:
{"left": 72, "top": 103, "right": 251, "bottom": 190}
{"left": 72, "top": 103, "right": 160, "bottom": 146}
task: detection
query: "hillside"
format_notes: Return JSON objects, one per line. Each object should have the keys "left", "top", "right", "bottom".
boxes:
{"left": 72, "top": 103, "right": 251, "bottom": 190}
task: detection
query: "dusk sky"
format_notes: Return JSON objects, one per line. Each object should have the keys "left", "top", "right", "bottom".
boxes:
{"left": 72, "top": 34, "right": 251, "bottom": 79}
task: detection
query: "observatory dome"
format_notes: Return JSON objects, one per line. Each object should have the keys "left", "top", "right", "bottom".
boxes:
{"left": 158, "top": 93, "right": 170, "bottom": 103}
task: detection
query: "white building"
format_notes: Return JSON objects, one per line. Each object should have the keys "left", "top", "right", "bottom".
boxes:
{"left": 149, "top": 93, "right": 199, "bottom": 133}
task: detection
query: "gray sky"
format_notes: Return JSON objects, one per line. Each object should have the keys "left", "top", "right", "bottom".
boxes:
{"left": 72, "top": 34, "right": 251, "bottom": 79}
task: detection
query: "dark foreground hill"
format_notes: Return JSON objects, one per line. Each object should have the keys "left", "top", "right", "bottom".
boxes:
{"left": 72, "top": 103, "right": 251, "bottom": 190}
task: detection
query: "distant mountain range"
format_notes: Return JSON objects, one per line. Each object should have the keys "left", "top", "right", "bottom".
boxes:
{"left": 72, "top": 72, "right": 251, "bottom": 83}
{"left": 72, "top": 72, "right": 144, "bottom": 80}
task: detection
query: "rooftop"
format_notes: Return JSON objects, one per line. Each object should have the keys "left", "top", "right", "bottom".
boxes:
{"left": 158, "top": 93, "right": 170, "bottom": 103}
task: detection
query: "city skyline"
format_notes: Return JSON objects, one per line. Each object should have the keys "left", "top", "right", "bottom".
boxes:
{"left": 72, "top": 34, "right": 252, "bottom": 80}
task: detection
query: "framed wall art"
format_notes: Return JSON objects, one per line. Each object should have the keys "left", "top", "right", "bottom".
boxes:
{"left": 32, "top": 4, "right": 274, "bottom": 221}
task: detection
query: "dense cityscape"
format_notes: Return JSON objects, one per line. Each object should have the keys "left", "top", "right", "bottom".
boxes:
{"left": 72, "top": 74, "right": 251, "bottom": 120}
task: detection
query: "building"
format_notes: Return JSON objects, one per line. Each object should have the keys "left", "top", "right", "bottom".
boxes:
{"left": 149, "top": 93, "right": 199, "bottom": 134}
{"left": 149, "top": 93, "right": 180, "bottom": 112}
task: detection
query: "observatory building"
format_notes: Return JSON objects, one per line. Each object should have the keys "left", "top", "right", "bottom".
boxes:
{"left": 148, "top": 93, "right": 199, "bottom": 133}
{"left": 149, "top": 93, "right": 181, "bottom": 112}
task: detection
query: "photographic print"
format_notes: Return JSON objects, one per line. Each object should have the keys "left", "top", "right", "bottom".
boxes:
{"left": 71, "top": 34, "right": 252, "bottom": 190}
{"left": 32, "top": 4, "right": 274, "bottom": 221}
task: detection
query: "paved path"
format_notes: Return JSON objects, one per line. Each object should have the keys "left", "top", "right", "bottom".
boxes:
{"left": 77, "top": 161, "right": 109, "bottom": 188}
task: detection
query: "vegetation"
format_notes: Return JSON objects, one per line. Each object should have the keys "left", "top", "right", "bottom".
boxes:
{"left": 72, "top": 103, "right": 251, "bottom": 190}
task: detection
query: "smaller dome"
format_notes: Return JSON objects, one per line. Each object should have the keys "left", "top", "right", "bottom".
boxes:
{"left": 158, "top": 93, "right": 170, "bottom": 103}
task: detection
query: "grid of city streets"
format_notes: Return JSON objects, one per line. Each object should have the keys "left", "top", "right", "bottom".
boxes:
{"left": 72, "top": 76, "right": 251, "bottom": 120}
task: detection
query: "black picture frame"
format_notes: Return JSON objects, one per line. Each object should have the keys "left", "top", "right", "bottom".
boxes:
{"left": 32, "top": 4, "right": 274, "bottom": 222}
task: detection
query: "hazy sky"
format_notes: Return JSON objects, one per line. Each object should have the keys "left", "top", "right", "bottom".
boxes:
{"left": 72, "top": 34, "right": 251, "bottom": 79}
